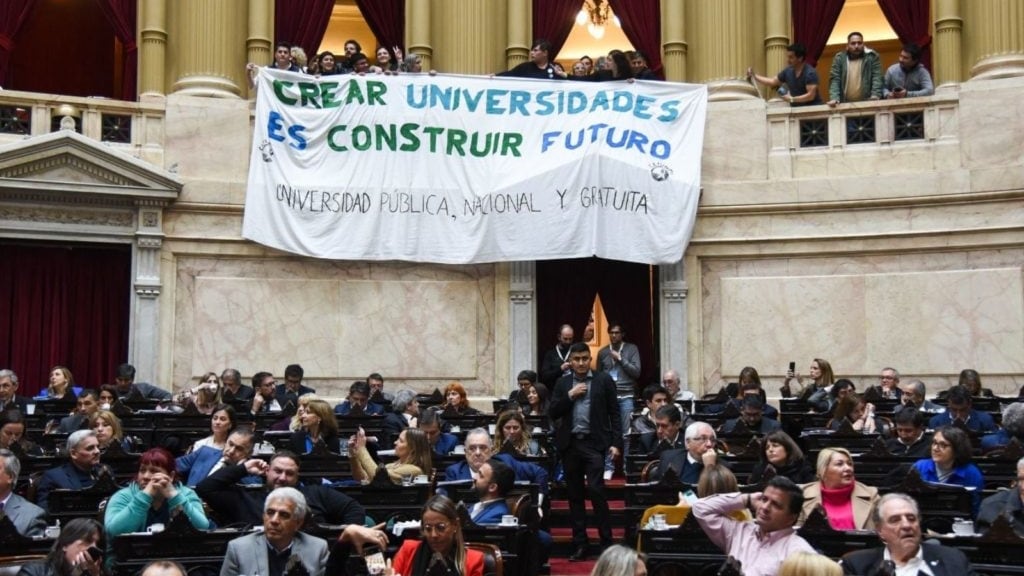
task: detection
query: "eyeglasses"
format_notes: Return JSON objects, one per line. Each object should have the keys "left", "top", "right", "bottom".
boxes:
{"left": 688, "top": 435, "right": 715, "bottom": 444}
{"left": 465, "top": 445, "right": 490, "bottom": 453}
{"left": 932, "top": 441, "right": 951, "bottom": 449}
{"left": 421, "top": 522, "right": 450, "bottom": 535}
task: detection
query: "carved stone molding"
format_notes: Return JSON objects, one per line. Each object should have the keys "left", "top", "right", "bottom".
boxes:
{"left": 509, "top": 290, "right": 533, "bottom": 302}
{"left": 135, "top": 285, "right": 162, "bottom": 299}
{"left": 0, "top": 205, "right": 132, "bottom": 227}
{"left": 664, "top": 287, "right": 689, "bottom": 301}
{"left": 137, "top": 236, "right": 163, "bottom": 250}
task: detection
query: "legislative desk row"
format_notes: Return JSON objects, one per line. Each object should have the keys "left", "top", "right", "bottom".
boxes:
{"left": 0, "top": 490, "right": 539, "bottom": 576}
{"left": 638, "top": 506, "right": 1024, "bottom": 576}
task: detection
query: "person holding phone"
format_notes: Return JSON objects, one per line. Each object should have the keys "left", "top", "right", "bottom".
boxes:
{"left": 17, "top": 518, "right": 105, "bottom": 576}
{"left": 349, "top": 426, "right": 432, "bottom": 485}
{"left": 388, "top": 495, "right": 484, "bottom": 576}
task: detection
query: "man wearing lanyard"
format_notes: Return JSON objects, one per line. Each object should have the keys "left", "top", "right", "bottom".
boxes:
{"left": 551, "top": 342, "right": 622, "bottom": 561}
{"left": 539, "top": 324, "right": 575, "bottom": 387}
{"left": 598, "top": 323, "right": 642, "bottom": 465}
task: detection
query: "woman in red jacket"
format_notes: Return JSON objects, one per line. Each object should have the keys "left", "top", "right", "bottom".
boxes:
{"left": 391, "top": 495, "right": 483, "bottom": 576}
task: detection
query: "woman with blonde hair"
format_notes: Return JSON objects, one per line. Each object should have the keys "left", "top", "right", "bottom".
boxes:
{"left": 39, "top": 365, "right": 79, "bottom": 400}
{"left": 289, "top": 398, "right": 339, "bottom": 454}
{"left": 285, "top": 393, "right": 320, "bottom": 431}
{"left": 349, "top": 426, "right": 432, "bottom": 485}
{"left": 778, "top": 552, "right": 841, "bottom": 576}
{"left": 800, "top": 447, "right": 879, "bottom": 530}
{"left": 492, "top": 410, "right": 544, "bottom": 456}
{"left": 90, "top": 410, "right": 132, "bottom": 452}
{"left": 389, "top": 495, "right": 483, "bottom": 576}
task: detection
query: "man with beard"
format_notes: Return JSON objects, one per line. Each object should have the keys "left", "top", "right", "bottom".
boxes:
{"left": 883, "top": 43, "right": 934, "bottom": 99}
{"left": 539, "top": 324, "right": 575, "bottom": 387}
{"left": 828, "top": 31, "right": 882, "bottom": 106}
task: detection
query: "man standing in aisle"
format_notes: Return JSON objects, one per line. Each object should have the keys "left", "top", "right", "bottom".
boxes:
{"left": 550, "top": 343, "right": 622, "bottom": 561}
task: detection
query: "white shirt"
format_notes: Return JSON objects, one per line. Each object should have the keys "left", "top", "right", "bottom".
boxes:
{"left": 884, "top": 546, "right": 936, "bottom": 576}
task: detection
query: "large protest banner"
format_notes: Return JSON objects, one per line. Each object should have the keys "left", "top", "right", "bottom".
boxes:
{"left": 242, "top": 69, "right": 707, "bottom": 264}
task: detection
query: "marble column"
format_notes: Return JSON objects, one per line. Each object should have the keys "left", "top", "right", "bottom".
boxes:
{"left": 966, "top": 0, "right": 1024, "bottom": 80}
{"left": 131, "top": 202, "right": 168, "bottom": 386}
{"left": 407, "top": 0, "right": 434, "bottom": 71}
{"left": 169, "top": 0, "right": 247, "bottom": 97}
{"left": 509, "top": 261, "right": 537, "bottom": 386}
{"left": 661, "top": 0, "right": 688, "bottom": 82}
{"left": 432, "top": 0, "right": 505, "bottom": 74}
{"left": 138, "top": 0, "right": 167, "bottom": 100}
{"left": 246, "top": 0, "right": 273, "bottom": 97}
{"left": 659, "top": 260, "right": 689, "bottom": 392}
{"left": 687, "top": 0, "right": 760, "bottom": 101}
{"left": 763, "top": 0, "right": 790, "bottom": 99}
{"left": 505, "top": 0, "right": 530, "bottom": 69}
{"left": 933, "top": 0, "right": 963, "bottom": 86}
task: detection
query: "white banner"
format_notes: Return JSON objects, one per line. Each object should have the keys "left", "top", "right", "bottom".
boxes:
{"left": 242, "top": 69, "right": 707, "bottom": 264}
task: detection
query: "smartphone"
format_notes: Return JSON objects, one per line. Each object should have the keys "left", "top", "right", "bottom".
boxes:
{"left": 788, "top": 361, "right": 795, "bottom": 373}
{"left": 363, "top": 545, "right": 385, "bottom": 574}
{"left": 86, "top": 546, "right": 102, "bottom": 562}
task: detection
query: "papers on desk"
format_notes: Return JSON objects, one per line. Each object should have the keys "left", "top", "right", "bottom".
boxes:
{"left": 392, "top": 520, "right": 421, "bottom": 536}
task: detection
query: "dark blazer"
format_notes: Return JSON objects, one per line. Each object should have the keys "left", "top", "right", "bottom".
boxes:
{"left": 381, "top": 411, "right": 410, "bottom": 448}
{"left": 36, "top": 462, "right": 103, "bottom": 511}
{"left": 275, "top": 383, "right": 316, "bottom": 412}
{"left": 539, "top": 344, "right": 572, "bottom": 387}
{"left": 840, "top": 542, "right": 976, "bottom": 576}
{"left": 56, "top": 413, "right": 89, "bottom": 434}
{"left": 16, "top": 561, "right": 53, "bottom": 576}
{"left": 431, "top": 433, "right": 459, "bottom": 456}
{"left": 928, "top": 409, "right": 997, "bottom": 433}
{"left": 639, "top": 432, "right": 686, "bottom": 455}
{"left": 222, "top": 384, "right": 254, "bottom": 404}
{"left": 334, "top": 401, "right": 384, "bottom": 416}
{"left": 549, "top": 371, "right": 622, "bottom": 453}
{"left": 1, "top": 493, "right": 46, "bottom": 537}
{"left": 122, "top": 382, "right": 172, "bottom": 401}
{"left": 651, "top": 448, "right": 709, "bottom": 484}
{"left": 0, "top": 395, "right": 31, "bottom": 413}
{"left": 977, "top": 488, "right": 1024, "bottom": 537}
{"left": 289, "top": 429, "right": 340, "bottom": 455}
{"left": 719, "top": 416, "right": 781, "bottom": 435}
{"left": 444, "top": 454, "right": 550, "bottom": 495}
{"left": 196, "top": 463, "right": 365, "bottom": 526}
{"left": 885, "top": 432, "right": 933, "bottom": 458}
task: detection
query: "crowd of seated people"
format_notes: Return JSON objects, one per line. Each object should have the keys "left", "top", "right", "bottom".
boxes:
{"left": 2, "top": 355, "right": 1024, "bottom": 576}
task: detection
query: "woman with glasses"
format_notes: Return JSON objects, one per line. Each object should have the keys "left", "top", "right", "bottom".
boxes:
{"left": 912, "top": 426, "right": 985, "bottom": 516}
{"left": 389, "top": 495, "right": 483, "bottom": 576}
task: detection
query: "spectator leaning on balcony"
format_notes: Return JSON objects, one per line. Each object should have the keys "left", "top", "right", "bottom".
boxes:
{"left": 827, "top": 31, "right": 882, "bottom": 106}
{"left": 747, "top": 43, "right": 821, "bottom": 106}
{"left": 883, "top": 43, "right": 934, "bottom": 99}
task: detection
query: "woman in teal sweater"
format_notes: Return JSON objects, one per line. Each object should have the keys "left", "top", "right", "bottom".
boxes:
{"left": 104, "top": 447, "right": 211, "bottom": 565}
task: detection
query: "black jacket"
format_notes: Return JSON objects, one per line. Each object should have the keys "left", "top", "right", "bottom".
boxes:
{"left": 549, "top": 371, "right": 622, "bottom": 453}
{"left": 196, "top": 463, "right": 364, "bottom": 526}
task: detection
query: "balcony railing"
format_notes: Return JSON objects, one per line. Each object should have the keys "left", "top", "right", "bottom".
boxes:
{"left": 0, "top": 90, "right": 165, "bottom": 163}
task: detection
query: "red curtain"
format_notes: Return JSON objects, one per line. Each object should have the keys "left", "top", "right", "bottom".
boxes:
{"left": 791, "top": 0, "right": 845, "bottom": 67}
{"left": 0, "top": 242, "right": 131, "bottom": 395}
{"left": 355, "top": 0, "right": 405, "bottom": 54}
{"left": 274, "top": 0, "right": 335, "bottom": 60}
{"left": 608, "top": 0, "right": 664, "bottom": 78}
{"left": 0, "top": 0, "right": 39, "bottom": 87}
{"left": 536, "top": 258, "right": 656, "bottom": 385}
{"left": 532, "top": 0, "right": 581, "bottom": 61}
{"left": 94, "top": 0, "right": 136, "bottom": 101}
{"left": 876, "top": 0, "right": 931, "bottom": 71}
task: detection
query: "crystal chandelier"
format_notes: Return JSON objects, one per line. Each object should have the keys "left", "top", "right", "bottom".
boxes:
{"left": 575, "top": 0, "right": 621, "bottom": 40}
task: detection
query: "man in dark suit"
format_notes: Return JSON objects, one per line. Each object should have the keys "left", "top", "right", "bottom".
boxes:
{"left": 274, "top": 364, "right": 315, "bottom": 413}
{"left": 550, "top": 342, "right": 622, "bottom": 561}
{"left": 539, "top": 324, "right": 575, "bottom": 387}
{"left": 35, "top": 429, "right": 107, "bottom": 511}
{"left": 114, "top": 363, "right": 172, "bottom": 401}
{"left": 333, "top": 381, "right": 384, "bottom": 416}
{"left": 639, "top": 404, "right": 687, "bottom": 455}
{"left": 0, "top": 450, "right": 46, "bottom": 537}
{"left": 928, "top": 385, "right": 996, "bottom": 433}
{"left": 0, "top": 369, "right": 31, "bottom": 413}
{"left": 418, "top": 407, "right": 458, "bottom": 455}
{"left": 220, "top": 487, "right": 329, "bottom": 576}
{"left": 651, "top": 422, "right": 721, "bottom": 483}
{"left": 381, "top": 389, "right": 419, "bottom": 448}
{"left": 840, "top": 492, "right": 977, "bottom": 576}
{"left": 56, "top": 390, "right": 100, "bottom": 434}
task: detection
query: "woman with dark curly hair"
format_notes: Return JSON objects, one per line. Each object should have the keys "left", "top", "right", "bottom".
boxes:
{"left": 913, "top": 426, "right": 985, "bottom": 516}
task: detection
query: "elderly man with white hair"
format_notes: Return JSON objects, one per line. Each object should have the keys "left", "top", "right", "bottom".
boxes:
{"left": 220, "top": 487, "right": 329, "bottom": 576}
{"left": 35, "top": 429, "right": 108, "bottom": 511}
{"left": 650, "top": 421, "right": 725, "bottom": 483}
{"left": 977, "top": 456, "right": 1024, "bottom": 537}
